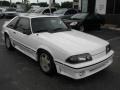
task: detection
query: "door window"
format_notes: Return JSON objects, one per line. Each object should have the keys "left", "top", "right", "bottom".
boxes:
{"left": 15, "top": 18, "right": 31, "bottom": 35}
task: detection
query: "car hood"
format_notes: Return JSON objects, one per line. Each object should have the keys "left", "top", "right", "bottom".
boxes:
{"left": 37, "top": 30, "right": 108, "bottom": 55}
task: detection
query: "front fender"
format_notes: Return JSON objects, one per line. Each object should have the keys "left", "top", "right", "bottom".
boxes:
{"left": 37, "top": 45, "right": 55, "bottom": 59}
{"left": 37, "top": 44, "right": 70, "bottom": 63}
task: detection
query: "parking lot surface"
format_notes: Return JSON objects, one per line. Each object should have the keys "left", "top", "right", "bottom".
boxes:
{"left": 0, "top": 19, "right": 120, "bottom": 90}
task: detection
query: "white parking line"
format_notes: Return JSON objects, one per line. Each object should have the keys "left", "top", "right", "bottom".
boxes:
{"left": 108, "top": 37, "right": 120, "bottom": 42}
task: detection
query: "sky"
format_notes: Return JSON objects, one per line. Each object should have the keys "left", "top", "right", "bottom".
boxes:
{"left": 6, "top": 0, "right": 73, "bottom": 4}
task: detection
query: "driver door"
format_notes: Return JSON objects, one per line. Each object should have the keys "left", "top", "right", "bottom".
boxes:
{"left": 14, "top": 17, "right": 36, "bottom": 57}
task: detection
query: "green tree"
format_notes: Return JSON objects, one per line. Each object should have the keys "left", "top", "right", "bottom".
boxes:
{"left": 38, "top": 2, "right": 48, "bottom": 7}
{"left": 54, "top": 3, "right": 61, "bottom": 8}
{"left": 0, "top": 1, "right": 10, "bottom": 6}
{"left": 61, "top": 1, "right": 73, "bottom": 8}
{"left": 30, "top": 3, "right": 37, "bottom": 6}
{"left": 24, "top": 0, "right": 29, "bottom": 4}
{"left": 23, "top": 0, "right": 30, "bottom": 11}
{"left": 16, "top": 2, "right": 22, "bottom": 4}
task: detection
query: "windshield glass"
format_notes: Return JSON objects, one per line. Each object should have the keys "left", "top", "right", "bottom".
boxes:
{"left": 54, "top": 9, "right": 67, "bottom": 14}
{"left": 6, "top": 8, "right": 16, "bottom": 12}
{"left": 34, "top": 8, "right": 44, "bottom": 13}
{"left": 31, "top": 17, "right": 70, "bottom": 33}
{"left": 71, "top": 13, "right": 88, "bottom": 19}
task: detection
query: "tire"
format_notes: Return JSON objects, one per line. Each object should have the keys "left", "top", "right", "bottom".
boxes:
{"left": 38, "top": 50, "right": 57, "bottom": 75}
{"left": 79, "top": 25, "right": 85, "bottom": 32}
{"left": 5, "top": 35, "right": 14, "bottom": 50}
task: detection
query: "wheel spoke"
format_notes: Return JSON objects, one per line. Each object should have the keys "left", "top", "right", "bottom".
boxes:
{"left": 40, "top": 53, "right": 51, "bottom": 72}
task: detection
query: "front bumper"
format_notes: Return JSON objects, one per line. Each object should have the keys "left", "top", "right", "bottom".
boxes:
{"left": 55, "top": 51, "right": 114, "bottom": 79}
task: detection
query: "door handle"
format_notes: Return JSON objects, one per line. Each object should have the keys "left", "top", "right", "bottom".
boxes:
{"left": 13, "top": 32, "right": 16, "bottom": 34}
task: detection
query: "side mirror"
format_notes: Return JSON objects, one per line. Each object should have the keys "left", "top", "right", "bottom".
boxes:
{"left": 22, "top": 29, "right": 31, "bottom": 35}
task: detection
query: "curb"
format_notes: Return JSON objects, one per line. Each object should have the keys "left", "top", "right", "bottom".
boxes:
{"left": 101, "top": 24, "right": 120, "bottom": 31}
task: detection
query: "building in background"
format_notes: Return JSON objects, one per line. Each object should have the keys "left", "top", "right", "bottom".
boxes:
{"left": 73, "top": 0, "right": 120, "bottom": 15}
{"left": 73, "top": 0, "right": 120, "bottom": 25}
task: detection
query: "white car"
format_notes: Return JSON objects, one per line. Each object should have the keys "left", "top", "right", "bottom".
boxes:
{"left": 2, "top": 15, "right": 114, "bottom": 79}
{"left": 27, "top": 7, "right": 57, "bottom": 15}
{"left": 4, "top": 8, "right": 17, "bottom": 18}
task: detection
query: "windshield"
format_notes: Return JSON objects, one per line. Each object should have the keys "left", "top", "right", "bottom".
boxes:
{"left": 54, "top": 9, "right": 67, "bottom": 14}
{"left": 34, "top": 8, "right": 44, "bottom": 13}
{"left": 31, "top": 17, "right": 70, "bottom": 33}
{"left": 6, "top": 8, "right": 16, "bottom": 12}
{"left": 71, "top": 13, "right": 88, "bottom": 19}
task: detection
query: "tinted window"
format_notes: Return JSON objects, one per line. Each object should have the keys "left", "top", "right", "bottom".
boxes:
{"left": 15, "top": 18, "right": 31, "bottom": 34}
{"left": 51, "top": 8, "right": 56, "bottom": 13}
{"left": 65, "top": 9, "right": 77, "bottom": 15}
{"left": 31, "top": 17, "right": 69, "bottom": 33}
{"left": 43, "top": 9, "right": 50, "bottom": 14}
{"left": 7, "top": 17, "right": 19, "bottom": 29}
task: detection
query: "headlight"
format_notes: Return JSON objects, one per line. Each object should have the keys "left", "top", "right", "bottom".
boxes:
{"left": 106, "top": 44, "right": 111, "bottom": 54}
{"left": 66, "top": 53, "right": 92, "bottom": 64}
{"left": 70, "top": 22, "right": 78, "bottom": 26}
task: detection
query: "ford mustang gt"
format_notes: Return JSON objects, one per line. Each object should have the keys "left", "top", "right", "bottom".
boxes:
{"left": 2, "top": 14, "right": 114, "bottom": 79}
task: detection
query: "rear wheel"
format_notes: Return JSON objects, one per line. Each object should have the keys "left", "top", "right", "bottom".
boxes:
{"left": 38, "top": 50, "right": 57, "bottom": 75}
{"left": 5, "top": 35, "right": 14, "bottom": 50}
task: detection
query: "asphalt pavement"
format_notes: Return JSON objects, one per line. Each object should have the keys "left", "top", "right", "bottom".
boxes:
{"left": 0, "top": 19, "right": 120, "bottom": 90}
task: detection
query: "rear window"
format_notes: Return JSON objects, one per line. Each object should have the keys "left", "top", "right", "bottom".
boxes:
{"left": 54, "top": 9, "right": 67, "bottom": 14}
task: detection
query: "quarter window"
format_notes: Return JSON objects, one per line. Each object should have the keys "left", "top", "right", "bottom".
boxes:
{"left": 7, "top": 17, "right": 19, "bottom": 29}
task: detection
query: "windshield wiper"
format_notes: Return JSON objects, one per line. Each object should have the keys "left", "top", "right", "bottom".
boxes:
{"left": 52, "top": 28, "right": 71, "bottom": 32}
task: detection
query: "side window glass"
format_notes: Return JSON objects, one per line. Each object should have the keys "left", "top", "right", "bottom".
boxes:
{"left": 51, "top": 8, "right": 56, "bottom": 13}
{"left": 7, "top": 17, "right": 19, "bottom": 29}
{"left": 65, "top": 11, "right": 70, "bottom": 15}
{"left": 71, "top": 10, "right": 77, "bottom": 14}
{"left": 43, "top": 9, "right": 50, "bottom": 14}
{"left": 16, "top": 18, "right": 31, "bottom": 35}
{"left": 65, "top": 10, "right": 77, "bottom": 15}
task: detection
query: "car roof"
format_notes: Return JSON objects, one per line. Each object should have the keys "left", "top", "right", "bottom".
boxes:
{"left": 18, "top": 13, "right": 58, "bottom": 18}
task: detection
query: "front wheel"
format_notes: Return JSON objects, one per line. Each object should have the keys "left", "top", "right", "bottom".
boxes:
{"left": 38, "top": 50, "right": 57, "bottom": 75}
{"left": 79, "top": 25, "right": 85, "bottom": 32}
